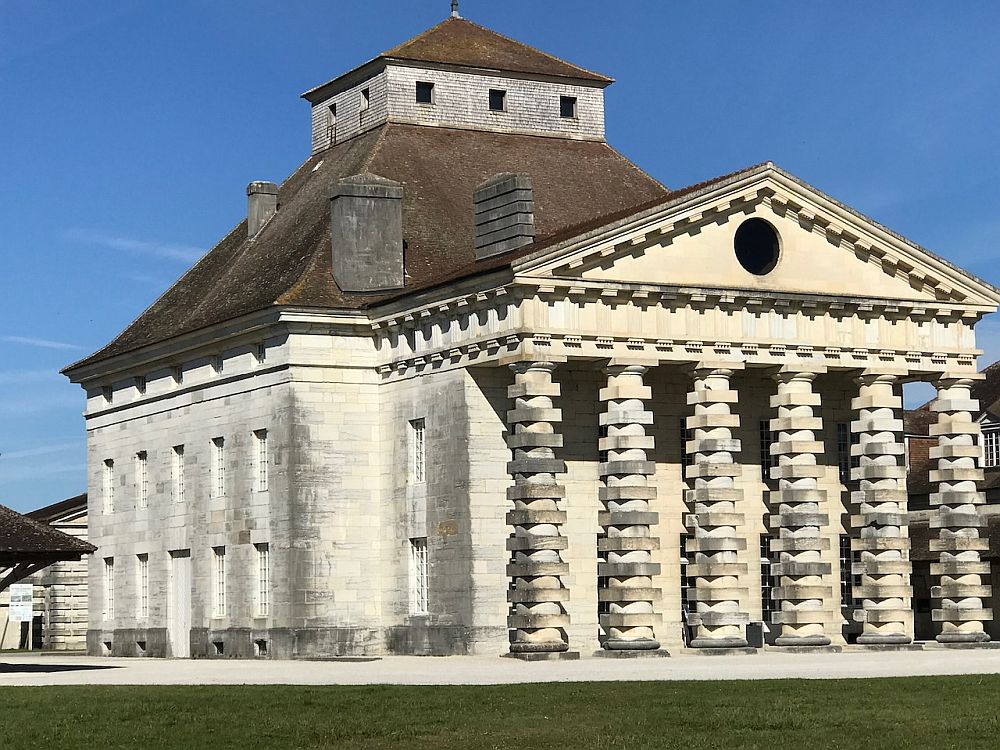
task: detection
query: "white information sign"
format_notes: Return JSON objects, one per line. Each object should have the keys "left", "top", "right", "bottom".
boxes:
{"left": 8, "top": 583, "right": 33, "bottom": 623}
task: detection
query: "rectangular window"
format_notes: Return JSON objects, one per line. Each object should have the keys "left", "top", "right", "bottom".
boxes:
{"left": 211, "top": 437, "right": 225, "bottom": 498}
{"left": 135, "top": 451, "right": 148, "bottom": 509}
{"left": 254, "top": 429, "right": 268, "bottom": 492}
{"left": 360, "top": 87, "right": 370, "bottom": 112}
{"left": 679, "top": 533, "right": 692, "bottom": 619}
{"left": 255, "top": 543, "right": 270, "bottom": 617}
{"left": 559, "top": 95, "right": 577, "bottom": 119}
{"left": 102, "top": 385, "right": 113, "bottom": 404}
{"left": 488, "top": 88, "right": 506, "bottom": 111}
{"left": 410, "top": 418, "right": 426, "bottom": 483}
{"left": 327, "top": 102, "right": 337, "bottom": 125}
{"left": 172, "top": 365, "right": 183, "bottom": 386}
{"left": 137, "top": 554, "right": 149, "bottom": 619}
{"left": 409, "top": 538, "right": 428, "bottom": 614}
{"left": 415, "top": 81, "right": 434, "bottom": 104}
{"left": 172, "top": 445, "right": 185, "bottom": 503}
{"left": 256, "top": 342, "right": 267, "bottom": 366}
{"left": 984, "top": 429, "right": 1000, "bottom": 468}
{"left": 135, "top": 375, "right": 146, "bottom": 395}
{"left": 212, "top": 355, "right": 224, "bottom": 375}
{"left": 760, "top": 536, "right": 777, "bottom": 621}
{"left": 837, "top": 422, "right": 852, "bottom": 483}
{"left": 679, "top": 418, "right": 694, "bottom": 469}
{"left": 212, "top": 547, "right": 226, "bottom": 618}
{"left": 103, "top": 557, "right": 115, "bottom": 619}
{"left": 759, "top": 420, "right": 776, "bottom": 481}
{"left": 839, "top": 535, "right": 854, "bottom": 607}
{"left": 102, "top": 459, "right": 115, "bottom": 513}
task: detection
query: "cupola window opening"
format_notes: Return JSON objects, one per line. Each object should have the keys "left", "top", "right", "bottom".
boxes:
{"left": 734, "top": 217, "right": 780, "bottom": 275}
{"left": 416, "top": 81, "right": 435, "bottom": 105}
{"left": 489, "top": 88, "right": 506, "bottom": 111}
{"left": 559, "top": 95, "right": 577, "bottom": 119}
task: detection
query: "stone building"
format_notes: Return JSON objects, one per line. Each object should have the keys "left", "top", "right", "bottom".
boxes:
{"left": 905, "top": 362, "right": 1000, "bottom": 641}
{"left": 64, "top": 12, "right": 1000, "bottom": 658}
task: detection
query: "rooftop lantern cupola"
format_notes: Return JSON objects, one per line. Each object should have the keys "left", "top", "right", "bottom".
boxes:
{"left": 300, "top": 12, "right": 613, "bottom": 153}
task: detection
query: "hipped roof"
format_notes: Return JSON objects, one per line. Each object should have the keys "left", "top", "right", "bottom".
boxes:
{"left": 66, "top": 122, "right": 668, "bottom": 372}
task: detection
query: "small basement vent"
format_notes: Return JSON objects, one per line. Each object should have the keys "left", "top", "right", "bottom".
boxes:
{"left": 473, "top": 173, "right": 534, "bottom": 260}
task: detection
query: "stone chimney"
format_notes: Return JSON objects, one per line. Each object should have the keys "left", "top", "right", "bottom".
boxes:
{"left": 329, "top": 173, "right": 404, "bottom": 292}
{"left": 473, "top": 173, "right": 535, "bottom": 260}
{"left": 247, "top": 181, "right": 279, "bottom": 238}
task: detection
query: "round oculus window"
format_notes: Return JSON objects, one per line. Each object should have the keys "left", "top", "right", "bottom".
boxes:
{"left": 734, "top": 218, "right": 780, "bottom": 275}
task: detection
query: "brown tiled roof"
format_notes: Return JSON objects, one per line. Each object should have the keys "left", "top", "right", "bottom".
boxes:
{"left": 66, "top": 123, "right": 667, "bottom": 371}
{"left": 381, "top": 16, "right": 612, "bottom": 83}
{"left": 0, "top": 504, "right": 95, "bottom": 562}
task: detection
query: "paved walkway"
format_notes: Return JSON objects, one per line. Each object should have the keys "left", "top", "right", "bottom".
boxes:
{"left": 2, "top": 646, "right": 1000, "bottom": 686}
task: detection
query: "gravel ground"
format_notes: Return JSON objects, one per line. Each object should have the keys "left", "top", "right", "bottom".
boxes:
{"left": 3, "top": 645, "right": 1000, "bottom": 686}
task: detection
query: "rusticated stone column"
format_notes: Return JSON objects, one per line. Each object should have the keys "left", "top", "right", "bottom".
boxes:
{"left": 768, "top": 367, "right": 836, "bottom": 646}
{"left": 505, "top": 361, "right": 572, "bottom": 655}
{"left": 930, "top": 377, "right": 993, "bottom": 643}
{"left": 850, "top": 373, "right": 913, "bottom": 644}
{"left": 598, "top": 363, "right": 661, "bottom": 651}
{"left": 684, "top": 363, "right": 749, "bottom": 648}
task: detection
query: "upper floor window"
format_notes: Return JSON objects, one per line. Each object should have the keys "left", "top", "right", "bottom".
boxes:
{"left": 211, "top": 437, "right": 225, "bottom": 498}
{"left": 212, "top": 355, "right": 224, "bottom": 376}
{"left": 254, "top": 429, "right": 268, "bottom": 492}
{"left": 559, "top": 95, "right": 577, "bottom": 119}
{"left": 759, "top": 420, "right": 776, "bottom": 481}
{"left": 415, "top": 81, "right": 434, "bottom": 105}
{"left": 172, "top": 445, "right": 185, "bottom": 503}
{"left": 327, "top": 102, "right": 337, "bottom": 126}
{"left": 102, "top": 459, "right": 115, "bottom": 513}
{"left": 135, "top": 451, "right": 148, "bottom": 509}
{"left": 984, "top": 428, "right": 1000, "bottom": 468}
{"left": 489, "top": 88, "right": 506, "bottom": 111}
{"left": 134, "top": 375, "right": 146, "bottom": 395}
{"left": 360, "top": 87, "right": 370, "bottom": 112}
{"left": 410, "top": 418, "right": 426, "bottom": 483}
{"left": 255, "top": 341, "right": 267, "bottom": 366}
{"left": 102, "top": 385, "right": 113, "bottom": 405}
{"left": 679, "top": 418, "right": 694, "bottom": 470}
{"left": 172, "top": 365, "right": 184, "bottom": 387}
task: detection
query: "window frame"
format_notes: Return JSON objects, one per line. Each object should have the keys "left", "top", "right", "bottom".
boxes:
{"left": 137, "top": 554, "right": 149, "bottom": 619}
{"left": 135, "top": 451, "right": 148, "bottom": 509}
{"left": 415, "top": 80, "right": 435, "bottom": 105}
{"left": 212, "top": 546, "right": 226, "bottom": 618}
{"left": 211, "top": 437, "right": 225, "bottom": 499}
{"left": 488, "top": 88, "right": 507, "bottom": 112}
{"left": 410, "top": 418, "right": 426, "bottom": 484}
{"left": 102, "top": 459, "right": 115, "bottom": 514}
{"left": 254, "top": 429, "right": 268, "bottom": 492}
{"left": 172, "top": 445, "right": 185, "bottom": 503}
{"left": 559, "top": 95, "right": 578, "bottom": 119}
{"left": 255, "top": 543, "right": 270, "bottom": 617}
{"left": 103, "top": 557, "right": 115, "bottom": 619}
{"left": 409, "top": 537, "right": 429, "bottom": 615}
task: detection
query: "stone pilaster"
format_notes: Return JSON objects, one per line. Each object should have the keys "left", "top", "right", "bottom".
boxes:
{"left": 684, "top": 363, "right": 749, "bottom": 648}
{"left": 850, "top": 373, "right": 913, "bottom": 644}
{"left": 768, "top": 367, "right": 836, "bottom": 646}
{"left": 598, "top": 364, "right": 661, "bottom": 651}
{"left": 505, "top": 361, "right": 572, "bottom": 655}
{"left": 929, "top": 378, "right": 993, "bottom": 643}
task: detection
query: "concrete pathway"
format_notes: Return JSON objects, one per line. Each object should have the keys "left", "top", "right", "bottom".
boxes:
{"left": 3, "top": 646, "right": 1000, "bottom": 686}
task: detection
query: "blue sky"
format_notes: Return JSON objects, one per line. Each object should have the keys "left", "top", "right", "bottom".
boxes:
{"left": 1, "top": 1, "right": 998, "bottom": 512}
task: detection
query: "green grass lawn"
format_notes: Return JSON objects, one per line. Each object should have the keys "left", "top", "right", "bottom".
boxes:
{"left": 2, "top": 677, "right": 998, "bottom": 749}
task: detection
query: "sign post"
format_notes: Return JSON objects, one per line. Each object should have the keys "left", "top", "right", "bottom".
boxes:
{"left": 8, "top": 584, "right": 34, "bottom": 650}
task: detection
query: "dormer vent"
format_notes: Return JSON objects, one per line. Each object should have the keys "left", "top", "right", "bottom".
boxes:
{"left": 247, "top": 181, "right": 278, "bottom": 238}
{"left": 473, "top": 173, "right": 535, "bottom": 260}
{"left": 329, "top": 173, "right": 404, "bottom": 292}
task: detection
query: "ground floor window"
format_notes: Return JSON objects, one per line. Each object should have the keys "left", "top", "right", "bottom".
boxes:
{"left": 409, "top": 538, "right": 428, "bottom": 615}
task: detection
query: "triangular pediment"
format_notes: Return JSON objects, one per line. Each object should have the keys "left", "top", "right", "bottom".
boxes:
{"left": 515, "top": 165, "right": 1000, "bottom": 309}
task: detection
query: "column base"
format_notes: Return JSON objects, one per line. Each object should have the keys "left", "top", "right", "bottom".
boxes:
{"left": 508, "top": 641, "right": 569, "bottom": 654}
{"left": 682, "top": 646, "right": 757, "bottom": 656}
{"left": 766, "top": 645, "right": 843, "bottom": 654}
{"left": 501, "top": 651, "right": 581, "bottom": 661}
{"left": 601, "top": 638, "right": 661, "bottom": 651}
{"left": 936, "top": 632, "right": 991, "bottom": 644}
{"left": 690, "top": 637, "right": 749, "bottom": 649}
{"left": 857, "top": 634, "right": 912, "bottom": 646}
{"left": 848, "top": 643, "right": 924, "bottom": 652}
{"left": 594, "top": 648, "right": 670, "bottom": 658}
{"left": 775, "top": 635, "right": 831, "bottom": 647}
